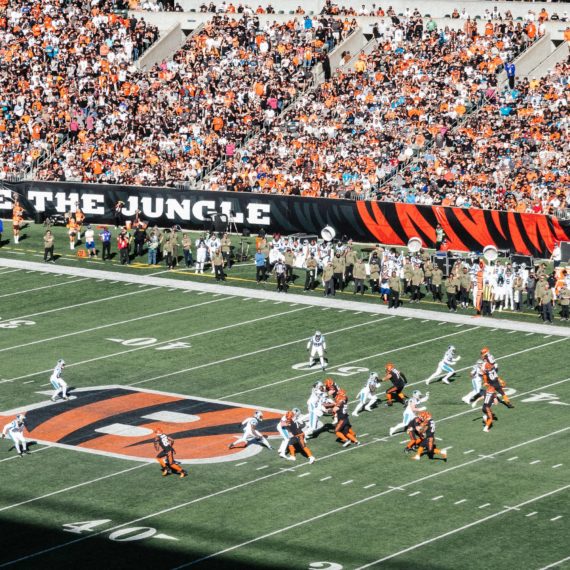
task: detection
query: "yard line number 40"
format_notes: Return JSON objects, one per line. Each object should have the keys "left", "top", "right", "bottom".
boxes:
{"left": 62, "top": 520, "right": 177, "bottom": 542}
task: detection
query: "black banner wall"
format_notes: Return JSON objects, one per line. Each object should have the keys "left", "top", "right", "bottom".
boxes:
{"left": 2, "top": 181, "right": 569, "bottom": 258}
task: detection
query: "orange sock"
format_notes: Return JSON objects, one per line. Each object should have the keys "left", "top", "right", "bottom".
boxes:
{"left": 288, "top": 445, "right": 296, "bottom": 458}
{"left": 303, "top": 447, "right": 313, "bottom": 458}
{"left": 347, "top": 429, "right": 357, "bottom": 443}
{"left": 335, "top": 431, "right": 348, "bottom": 442}
{"left": 416, "top": 446, "right": 425, "bottom": 456}
{"left": 169, "top": 463, "right": 182, "bottom": 474}
{"left": 157, "top": 458, "right": 167, "bottom": 468}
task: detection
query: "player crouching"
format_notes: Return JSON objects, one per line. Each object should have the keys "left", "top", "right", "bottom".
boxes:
{"left": 412, "top": 412, "right": 447, "bottom": 462}
{"left": 333, "top": 390, "right": 360, "bottom": 447}
{"left": 229, "top": 411, "right": 272, "bottom": 450}
{"left": 154, "top": 428, "right": 187, "bottom": 478}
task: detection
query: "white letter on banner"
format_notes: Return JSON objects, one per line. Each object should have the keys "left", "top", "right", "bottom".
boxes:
{"left": 81, "top": 194, "right": 105, "bottom": 215}
{"left": 55, "top": 192, "right": 80, "bottom": 213}
{"left": 219, "top": 201, "right": 244, "bottom": 224}
{"left": 247, "top": 204, "right": 271, "bottom": 225}
{"left": 192, "top": 200, "right": 216, "bottom": 221}
{"left": 123, "top": 196, "right": 139, "bottom": 216}
{"left": 27, "top": 191, "right": 53, "bottom": 212}
{"left": 141, "top": 197, "right": 164, "bottom": 218}
{"left": 165, "top": 198, "right": 191, "bottom": 221}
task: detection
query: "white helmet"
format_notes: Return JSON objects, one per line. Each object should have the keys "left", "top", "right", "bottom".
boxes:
{"left": 412, "top": 390, "right": 422, "bottom": 399}
{"left": 292, "top": 407, "right": 301, "bottom": 418}
{"left": 57, "top": 359, "right": 65, "bottom": 366}
{"left": 313, "top": 381, "right": 324, "bottom": 391}
{"left": 254, "top": 410, "right": 263, "bottom": 421}
{"left": 369, "top": 372, "right": 379, "bottom": 381}
{"left": 448, "top": 345, "right": 455, "bottom": 352}
{"left": 315, "top": 331, "right": 321, "bottom": 337}
{"left": 16, "top": 413, "right": 26, "bottom": 422}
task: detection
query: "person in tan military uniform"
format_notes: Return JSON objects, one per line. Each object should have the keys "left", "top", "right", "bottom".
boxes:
{"left": 388, "top": 271, "right": 402, "bottom": 309}
{"left": 540, "top": 283, "right": 554, "bottom": 323}
{"left": 353, "top": 258, "right": 367, "bottom": 295}
{"left": 423, "top": 260, "right": 433, "bottom": 292}
{"left": 332, "top": 252, "right": 346, "bottom": 292}
{"left": 403, "top": 261, "right": 413, "bottom": 295}
{"left": 534, "top": 275, "right": 547, "bottom": 313}
{"left": 43, "top": 230, "right": 55, "bottom": 263}
{"left": 513, "top": 273, "right": 525, "bottom": 312}
{"left": 431, "top": 265, "right": 443, "bottom": 302}
{"left": 459, "top": 267, "right": 472, "bottom": 309}
{"left": 558, "top": 284, "right": 570, "bottom": 321}
{"left": 369, "top": 257, "right": 380, "bottom": 294}
{"left": 182, "top": 234, "right": 193, "bottom": 268}
{"left": 446, "top": 271, "right": 460, "bottom": 312}
{"left": 213, "top": 249, "right": 225, "bottom": 282}
{"left": 323, "top": 262, "right": 335, "bottom": 297}
{"left": 221, "top": 233, "right": 232, "bottom": 268}
{"left": 344, "top": 246, "right": 357, "bottom": 286}
{"left": 163, "top": 232, "right": 178, "bottom": 270}
{"left": 410, "top": 264, "right": 424, "bottom": 303}
{"left": 304, "top": 254, "right": 318, "bottom": 291}
{"left": 284, "top": 248, "right": 296, "bottom": 284}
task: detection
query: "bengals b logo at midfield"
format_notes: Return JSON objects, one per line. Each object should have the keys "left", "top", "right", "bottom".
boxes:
{"left": 0, "top": 386, "right": 282, "bottom": 464}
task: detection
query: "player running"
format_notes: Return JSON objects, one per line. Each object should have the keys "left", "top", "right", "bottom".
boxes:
{"left": 284, "top": 412, "right": 315, "bottom": 463}
{"left": 382, "top": 363, "right": 408, "bottom": 406}
{"left": 412, "top": 412, "right": 447, "bottom": 462}
{"left": 229, "top": 411, "right": 272, "bottom": 450}
{"left": 1, "top": 414, "right": 28, "bottom": 457}
{"left": 425, "top": 345, "right": 461, "bottom": 385}
{"left": 389, "top": 390, "right": 429, "bottom": 436}
{"left": 353, "top": 372, "right": 380, "bottom": 417}
{"left": 333, "top": 389, "right": 360, "bottom": 447}
{"left": 154, "top": 428, "right": 187, "bottom": 478}
{"left": 50, "top": 359, "right": 69, "bottom": 402}
{"left": 277, "top": 408, "right": 301, "bottom": 458}
{"left": 482, "top": 385, "right": 498, "bottom": 432}
{"left": 307, "top": 331, "right": 327, "bottom": 371}
{"left": 462, "top": 359, "right": 484, "bottom": 405}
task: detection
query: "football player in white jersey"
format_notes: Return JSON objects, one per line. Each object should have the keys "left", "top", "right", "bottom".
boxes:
{"left": 307, "top": 331, "right": 327, "bottom": 370}
{"left": 2, "top": 414, "right": 28, "bottom": 457}
{"left": 503, "top": 269, "right": 515, "bottom": 311}
{"left": 50, "top": 359, "right": 68, "bottom": 401}
{"left": 425, "top": 345, "right": 461, "bottom": 385}
{"left": 462, "top": 359, "right": 485, "bottom": 405}
{"left": 389, "top": 390, "right": 429, "bottom": 436}
{"left": 352, "top": 372, "right": 380, "bottom": 416}
{"left": 306, "top": 381, "right": 326, "bottom": 436}
{"left": 229, "top": 411, "right": 272, "bottom": 450}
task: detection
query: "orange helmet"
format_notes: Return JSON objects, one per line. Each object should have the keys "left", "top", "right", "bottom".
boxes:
{"left": 481, "top": 347, "right": 489, "bottom": 356}
{"left": 418, "top": 411, "right": 431, "bottom": 422}
{"left": 155, "top": 427, "right": 163, "bottom": 435}
{"left": 385, "top": 362, "right": 394, "bottom": 372}
{"left": 324, "top": 378, "right": 334, "bottom": 390}
{"left": 285, "top": 410, "right": 294, "bottom": 422}
{"left": 484, "top": 362, "right": 494, "bottom": 371}
{"left": 336, "top": 389, "right": 347, "bottom": 401}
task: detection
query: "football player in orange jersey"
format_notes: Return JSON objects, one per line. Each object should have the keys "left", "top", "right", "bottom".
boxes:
{"left": 382, "top": 363, "right": 408, "bottom": 406}
{"left": 154, "top": 428, "right": 187, "bottom": 478}
{"left": 413, "top": 411, "right": 447, "bottom": 462}
{"left": 333, "top": 389, "right": 360, "bottom": 447}
{"left": 482, "top": 362, "right": 514, "bottom": 409}
{"left": 285, "top": 411, "right": 315, "bottom": 463}
{"left": 482, "top": 385, "right": 498, "bottom": 432}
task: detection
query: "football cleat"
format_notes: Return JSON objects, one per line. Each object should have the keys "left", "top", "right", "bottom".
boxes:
{"left": 162, "top": 469, "right": 169, "bottom": 477}
{"left": 286, "top": 455, "right": 296, "bottom": 461}
{"left": 389, "top": 427, "right": 396, "bottom": 436}
{"left": 412, "top": 455, "right": 421, "bottom": 461}
{"left": 352, "top": 411, "right": 359, "bottom": 417}
{"left": 308, "top": 456, "right": 315, "bottom": 464}
{"left": 461, "top": 396, "right": 470, "bottom": 404}
{"left": 180, "top": 471, "right": 188, "bottom": 479}
{"left": 483, "top": 426, "right": 490, "bottom": 432}
{"left": 342, "top": 440, "right": 352, "bottom": 447}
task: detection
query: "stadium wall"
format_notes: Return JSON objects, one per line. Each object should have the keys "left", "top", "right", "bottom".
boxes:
{"left": 3, "top": 183, "right": 569, "bottom": 257}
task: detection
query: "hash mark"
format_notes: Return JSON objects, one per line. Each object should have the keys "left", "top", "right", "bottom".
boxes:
{"left": 454, "top": 499, "right": 467, "bottom": 505}
{"left": 354, "top": 312, "right": 362, "bottom": 315}
{"left": 551, "top": 516, "right": 562, "bottom": 522}
{"left": 256, "top": 465, "right": 269, "bottom": 470}
{"left": 404, "top": 317, "right": 413, "bottom": 321}
{"left": 321, "top": 308, "right": 330, "bottom": 311}
{"left": 298, "top": 472, "right": 310, "bottom": 478}
{"left": 507, "top": 330, "right": 517, "bottom": 334}
{"left": 552, "top": 464, "right": 563, "bottom": 469}
{"left": 341, "top": 480, "right": 353, "bottom": 485}
{"left": 408, "top": 491, "right": 421, "bottom": 497}
{"left": 525, "top": 332, "right": 534, "bottom": 336}
{"left": 438, "top": 322, "right": 446, "bottom": 326}
{"left": 543, "top": 335, "right": 552, "bottom": 339}
{"left": 22, "top": 381, "right": 34, "bottom": 384}
{"left": 360, "top": 433, "right": 369, "bottom": 437}
{"left": 320, "top": 476, "right": 332, "bottom": 482}
{"left": 507, "top": 456, "right": 518, "bottom": 461}
{"left": 235, "top": 462, "right": 248, "bottom": 467}
{"left": 455, "top": 324, "right": 463, "bottom": 328}
{"left": 432, "top": 496, "right": 443, "bottom": 501}
{"left": 529, "top": 460, "right": 541, "bottom": 465}
{"left": 526, "top": 512, "right": 538, "bottom": 517}
{"left": 463, "top": 449, "right": 475, "bottom": 455}
{"left": 364, "top": 484, "right": 376, "bottom": 489}
{"left": 421, "top": 320, "right": 429, "bottom": 323}
{"left": 478, "top": 503, "right": 491, "bottom": 509}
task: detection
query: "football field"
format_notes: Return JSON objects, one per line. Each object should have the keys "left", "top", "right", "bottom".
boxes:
{"left": 0, "top": 262, "right": 569, "bottom": 570}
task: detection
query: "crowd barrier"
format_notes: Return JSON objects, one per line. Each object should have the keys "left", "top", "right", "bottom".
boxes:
{"left": 2, "top": 182, "right": 569, "bottom": 258}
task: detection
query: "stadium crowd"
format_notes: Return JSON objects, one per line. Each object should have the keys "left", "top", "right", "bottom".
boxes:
{"left": 31, "top": 14, "right": 356, "bottom": 186}
{"left": 0, "top": 0, "right": 159, "bottom": 179}
{"left": 204, "top": 17, "right": 539, "bottom": 200}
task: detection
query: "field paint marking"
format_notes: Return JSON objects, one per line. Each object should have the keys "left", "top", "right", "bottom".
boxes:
{"left": 530, "top": 460, "right": 542, "bottom": 465}
{"left": 223, "top": 325, "right": 478, "bottom": 399}
{"left": 170, "top": 430, "right": 570, "bottom": 569}
{"left": 320, "top": 476, "right": 332, "bottom": 482}
{"left": 131, "top": 316, "right": 390, "bottom": 387}
{"left": 526, "top": 512, "right": 538, "bottom": 517}
{"left": 543, "top": 335, "right": 552, "bottom": 339}
{"left": 463, "top": 450, "right": 475, "bottom": 455}
{"left": 421, "top": 320, "right": 429, "bottom": 323}
{"left": 454, "top": 499, "right": 467, "bottom": 505}
{"left": 298, "top": 472, "right": 311, "bottom": 478}
{"left": 409, "top": 491, "right": 421, "bottom": 497}
{"left": 389, "top": 486, "right": 404, "bottom": 491}
{"left": 478, "top": 503, "right": 491, "bottom": 509}
{"left": 432, "top": 496, "right": 443, "bottom": 501}
{"left": 550, "top": 516, "right": 563, "bottom": 522}
{"left": 360, "top": 433, "right": 369, "bottom": 437}
{"left": 355, "top": 483, "right": 570, "bottom": 569}
{"left": 235, "top": 462, "right": 248, "bottom": 467}
{"left": 438, "top": 322, "right": 446, "bottom": 326}
{"left": 0, "top": 277, "right": 89, "bottom": 299}
{"left": 0, "top": 445, "right": 51, "bottom": 464}
{"left": 552, "top": 464, "right": 563, "bottom": 469}
{"left": 0, "top": 297, "right": 231, "bottom": 356}
{"left": 22, "top": 380, "right": 34, "bottom": 384}
{"left": 0, "top": 269, "right": 23, "bottom": 275}
{"left": 5, "top": 305, "right": 310, "bottom": 382}
{"left": 455, "top": 324, "right": 463, "bottom": 328}
{"left": 540, "top": 556, "right": 570, "bottom": 570}
{"left": 256, "top": 465, "right": 269, "bottom": 471}
{"left": 364, "top": 484, "right": 376, "bottom": 489}
{"left": 341, "top": 480, "right": 353, "bottom": 485}
{"left": 508, "top": 457, "right": 518, "bottom": 461}
{"left": 0, "top": 287, "right": 161, "bottom": 324}
{"left": 507, "top": 330, "right": 518, "bottom": 334}
{"left": 404, "top": 317, "right": 412, "bottom": 321}
{"left": 526, "top": 332, "right": 535, "bottom": 336}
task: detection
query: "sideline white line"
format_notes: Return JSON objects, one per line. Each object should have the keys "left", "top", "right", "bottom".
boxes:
{"left": 356, "top": 484, "right": 570, "bottom": 569}
{"left": 539, "top": 556, "right": 570, "bottom": 570}
{"left": 0, "top": 446, "right": 51, "bottom": 464}
{"left": 0, "top": 287, "right": 161, "bottom": 324}
{"left": 0, "top": 297, "right": 231, "bottom": 355}
{"left": 3, "top": 305, "right": 310, "bottom": 382}
{"left": 172, "top": 429, "right": 570, "bottom": 569}
{"left": 0, "top": 277, "right": 89, "bottom": 299}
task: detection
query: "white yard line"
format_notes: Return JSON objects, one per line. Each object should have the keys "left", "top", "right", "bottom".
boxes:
{"left": 539, "top": 556, "right": 570, "bottom": 570}
{"left": 355, "top": 484, "right": 570, "bottom": 569}
{"left": 0, "top": 287, "right": 161, "bottom": 323}
{"left": 0, "top": 277, "right": 89, "bottom": 299}
{"left": 4, "top": 306, "right": 310, "bottom": 382}
{"left": 0, "top": 298, "right": 231, "bottom": 355}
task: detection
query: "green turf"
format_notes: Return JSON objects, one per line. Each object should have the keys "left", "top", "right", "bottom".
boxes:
{"left": 0, "top": 269, "right": 568, "bottom": 570}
